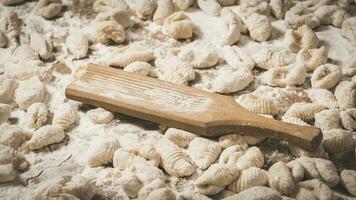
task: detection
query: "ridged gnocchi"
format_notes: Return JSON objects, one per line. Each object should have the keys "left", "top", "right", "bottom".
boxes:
{"left": 322, "top": 128, "right": 354, "bottom": 154}
{"left": 283, "top": 102, "right": 326, "bottom": 121}
{"left": 229, "top": 167, "right": 268, "bottom": 193}
{"left": 187, "top": 137, "right": 222, "bottom": 169}
{"left": 52, "top": 103, "right": 78, "bottom": 130}
{"left": 28, "top": 125, "right": 65, "bottom": 150}
{"left": 236, "top": 146, "right": 264, "bottom": 170}
{"left": 23, "top": 102, "right": 48, "bottom": 129}
{"left": 334, "top": 81, "right": 356, "bottom": 110}
{"left": 222, "top": 45, "right": 255, "bottom": 70}
{"left": 307, "top": 89, "right": 338, "bottom": 108}
{"left": 212, "top": 68, "right": 254, "bottom": 94}
{"left": 95, "top": 20, "right": 125, "bottom": 44}
{"left": 268, "top": 161, "right": 295, "bottom": 195}
{"left": 163, "top": 12, "right": 194, "bottom": 39}
{"left": 164, "top": 128, "right": 196, "bottom": 148}
{"left": 218, "top": 134, "right": 248, "bottom": 149}
{"left": 125, "top": 0, "right": 156, "bottom": 20}
{"left": 236, "top": 93, "right": 279, "bottom": 115}
{"left": 284, "top": 25, "right": 319, "bottom": 53}
{"left": 311, "top": 64, "right": 341, "bottom": 89}
{"left": 153, "top": 0, "right": 174, "bottom": 25}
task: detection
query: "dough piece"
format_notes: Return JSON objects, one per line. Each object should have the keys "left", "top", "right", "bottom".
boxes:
{"left": 218, "top": 134, "right": 248, "bottom": 149}
{"left": 107, "top": 48, "right": 154, "bottom": 67}
{"left": 222, "top": 45, "right": 255, "bottom": 70}
{"left": 125, "top": 0, "right": 157, "bottom": 20}
{"left": 262, "top": 64, "right": 306, "bottom": 87}
{"left": 236, "top": 146, "right": 264, "bottom": 170}
{"left": 314, "top": 158, "right": 340, "bottom": 187}
{"left": 12, "top": 44, "right": 43, "bottom": 67}
{"left": 284, "top": 2, "right": 321, "bottom": 29}
{"left": 212, "top": 68, "right": 253, "bottom": 94}
{"left": 173, "top": 0, "right": 194, "bottom": 10}
{"left": 334, "top": 81, "right": 356, "bottom": 109}
{"left": 14, "top": 77, "right": 45, "bottom": 109}
{"left": 156, "top": 57, "right": 195, "bottom": 85}
{"left": 30, "top": 32, "right": 53, "bottom": 60}
{"left": 341, "top": 17, "right": 356, "bottom": 45}
{"left": 187, "top": 137, "right": 222, "bottom": 170}
{"left": 0, "top": 103, "right": 10, "bottom": 123}
{"left": 295, "top": 157, "right": 321, "bottom": 179}
{"left": 218, "top": 145, "right": 246, "bottom": 165}
{"left": 343, "top": 56, "right": 356, "bottom": 76}
{"left": 23, "top": 102, "right": 48, "bottom": 129}
{"left": 138, "top": 179, "right": 166, "bottom": 200}
{"left": 0, "top": 124, "right": 30, "bottom": 149}
{"left": 268, "top": 161, "right": 295, "bottom": 195}
{"left": 66, "top": 31, "right": 89, "bottom": 59}
{"left": 153, "top": 0, "right": 174, "bottom": 25}
{"left": 93, "top": 0, "right": 129, "bottom": 13}
{"left": 294, "top": 187, "right": 317, "bottom": 200}
{"left": 178, "top": 47, "right": 218, "bottom": 69}
{"left": 52, "top": 103, "right": 78, "bottom": 130}
{"left": 220, "top": 8, "right": 241, "bottom": 45}
{"left": 314, "top": 109, "right": 341, "bottom": 130}
{"left": 322, "top": 129, "right": 354, "bottom": 154}
{"left": 340, "top": 109, "right": 356, "bottom": 131}
{"left": 195, "top": 163, "right": 240, "bottom": 195}
{"left": 84, "top": 134, "right": 120, "bottom": 167}
{"left": 240, "top": 0, "right": 271, "bottom": 16}
{"left": 286, "top": 160, "right": 304, "bottom": 182}
{"left": 269, "top": 0, "right": 294, "bottom": 19}
{"left": 311, "top": 64, "right": 341, "bottom": 89}
{"left": 288, "top": 143, "right": 328, "bottom": 159}
{"left": 253, "top": 47, "right": 295, "bottom": 70}
{"left": 119, "top": 170, "right": 143, "bottom": 198}
{"left": 284, "top": 25, "right": 319, "bottom": 53}
{"left": 0, "top": 164, "right": 16, "bottom": 183}
{"left": 284, "top": 102, "right": 326, "bottom": 121}
{"left": 124, "top": 61, "right": 152, "bottom": 76}
{"left": 163, "top": 12, "right": 194, "bottom": 39}
{"left": 131, "top": 163, "right": 166, "bottom": 184}
{"left": 236, "top": 93, "right": 279, "bottom": 115}
{"left": 0, "top": 78, "right": 17, "bottom": 104}
{"left": 197, "top": 0, "right": 222, "bottom": 17}
{"left": 340, "top": 170, "right": 356, "bottom": 196}
{"left": 95, "top": 20, "right": 125, "bottom": 44}
{"left": 223, "top": 186, "right": 282, "bottom": 200}
{"left": 94, "top": 9, "right": 134, "bottom": 29}
{"left": 113, "top": 149, "right": 147, "bottom": 170}
{"left": 87, "top": 108, "right": 113, "bottom": 124}
{"left": 298, "top": 179, "right": 333, "bottom": 200}
{"left": 130, "top": 143, "right": 160, "bottom": 167}
{"left": 245, "top": 13, "right": 272, "bottom": 42}
{"left": 229, "top": 167, "right": 268, "bottom": 193}
{"left": 164, "top": 128, "right": 196, "bottom": 148}
{"left": 28, "top": 125, "right": 65, "bottom": 150}
{"left": 154, "top": 138, "right": 195, "bottom": 177}
{"left": 296, "top": 46, "right": 328, "bottom": 72}
{"left": 37, "top": 0, "right": 63, "bottom": 19}
{"left": 314, "top": 5, "right": 349, "bottom": 28}
{"left": 307, "top": 89, "right": 338, "bottom": 108}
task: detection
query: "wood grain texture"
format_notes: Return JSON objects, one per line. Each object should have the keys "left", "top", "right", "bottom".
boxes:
{"left": 65, "top": 64, "right": 322, "bottom": 150}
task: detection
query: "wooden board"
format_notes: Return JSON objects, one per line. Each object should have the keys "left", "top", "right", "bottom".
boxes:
{"left": 65, "top": 64, "right": 322, "bottom": 150}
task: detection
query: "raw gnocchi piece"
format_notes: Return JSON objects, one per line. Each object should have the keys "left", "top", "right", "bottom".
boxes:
{"left": 156, "top": 57, "right": 195, "bottom": 85}
{"left": 334, "top": 81, "right": 356, "bottom": 110}
{"left": 268, "top": 161, "right": 295, "bottom": 195}
{"left": 23, "top": 103, "right": 48, "bottom": 129}
{"left": 239, "top": 0, "right": 271, "bottom": 16}
{"left": 197, "top": 0, "right": 222, "bottom": 17}
{"left": 154, "top": 138, "right": 195, "bottom": 177}
{"left": 253, "top": 47, "right": 295, "bottom": 70}
{"left": 0, "top": 103, "right": 10, "bottom": 123}
{"left": 340, "top": 170, "right": 356, "bottom": 196}
{"left": 14, "top": 77, "right": 45, "bottom": 109}
{"left": 283, "top": 102, "right": 326, "bottom": 121}
{"left": 229, "top": 167, "right": 268, "bottom": 193}
{"left": 236, "top": 146, "right": 264, "bottom": 170}
{"left": 314, "top": 109, "right": 341, "bottom": 130}
{"left": 322, "top": 129, "right": 354, "bottom": 154}
{"left": 341, "top": 17, "right": 356, "bottom": 45}
{"left": 314, "top": 158, "right": 340, "bottom": 187}
{"left": 287, "top": 160, "right": 304, "bottom": 183}
{"left": 187, "top": 137, "right": 222, "bottom": 170}
{"left": 66, "top": 31, "right": 89, "bottom": 59}
{"left": 0, "top": 31, "right": 7, "bottom": 48}
{"left": 296, "top": 46, "right": 328, "bottom": 72}
{"left": 262, "top": 64, "right": 306, "bottom": 87}
{"left": 307, "top": 89, "right": 338, "bottom": 108}
{"left": 218, "top": 134, "right": 248, "bottom": 149}
{"left": 131, "top": 143, "right": 160, "bottom": 167}
{"left": 30, "top": 32, "right": 53, "bottom": 60}
{"left": 113, "top": 149, "right": 147, "bottom": 170}
{"left": 94, "top": 9, "right": 134, "bottom": 29}
{"left": 138, "top": 179, "right": 166, "bottom": 200}
{"left": 340, "top": 109, "right": 356, "bottom": 131}
{"left": 220, "top": 8, "right": 241, "bottom": 45}
{"left": 284, "top": 25, "right": 319, "bottom": 53}
{"left": 87, "top": 108, "right": 113, "bottom": 124}
{"left": 314, "top": 5, "right": 349, "bottom": 28}
{"left": 269, "top": 0, "right": 294, "bottom": 19}
{"left": 119, "top": 170, "right": 143, "bottom": 198}
{"left": 131, "top": 163, "right": 166, "bottom": 184}
{"left": 12, "top": 45, "right": 43, "bottom": 67}
{"left": 212, "top": 68, "right": 254, "bottom": 94}
{"left": 236, "top": 93, "right": 278, "bottom": 115}
{"left": 343, "top": 57, "right": 356, "bottom": 76}
{"left": 125, "top": 0, "right": 156, "bottom": 20}
{"left": 95, "top": 20, "right": 125, "bottom": 44}
{"left": 28, "top": 125, "right": 65, "bottom": 150}
{"left": 84, "top": 135, "right": 120, "bottom": 167}
{"left": 153, "top": 0, "right": 174, "bottom": 25}
{"left": 173, "top": 0, "right": 194, "bottom": 10}
{"left": 0, "top": 78, "right": 17, "bottom": 104}
{"left": 0, "top": 164, "right": 16, "bottom": 183}
{"left": 163, "top": 12, "right": 194, "bottom": 39}
{"left": 298, "top": 179, "right": 333, "bottom": 200}
{"left": 245, "top": 13, "right": 272, "bottom": 42}
{"left": 178, "top": 47, "right": 218, "bottom": 69}
{"left": 164, "top": 128, "right": 196, "bottom": 148}
{"left": 223, "top": 186, "right": 282, "bottom": 200}
{"left": 37, "top": 0, "right": 63, "bottom": 19}
{"left": 282, "top": 117, "right": 309, "bottom": 126}
{"left": 294, "top": 187, "right": 317, "bottom": 200}
{"left": 311, "top": 64, "right": 341, "bottom": 89}
{"left": 218, "top": 145, "right": 246, "bottom": 165}
{"left": 195, "top": 163, "right": 240, "bottom": 195}
{"left": 52, "top": 104, "right": 78, "bottom": 130}
{"left": 107, "top": 48, "right": 154, "bottom": 67}
{"left": 284, "top": 2, "right": 321, "bottom": 29}
{"left": 295, "top": 157, "right": 321, "bottom": 180}
{"left": 0, "top": 124, "right": 30, "bottom": 149}
{"left": 222, "top": 45, "right": 255, "bottom": 70}
{"left": 15, "top": 66, "right": 54, "bottom": 83}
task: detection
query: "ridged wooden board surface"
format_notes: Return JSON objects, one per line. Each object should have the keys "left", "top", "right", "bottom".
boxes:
{"left": 65, "top": 64, "right": 322, "bottom": 150}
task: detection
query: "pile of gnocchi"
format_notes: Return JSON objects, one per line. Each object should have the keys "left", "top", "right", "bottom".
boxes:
{"left": 0, "top": 0, "right": 355, "bottom": 199}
